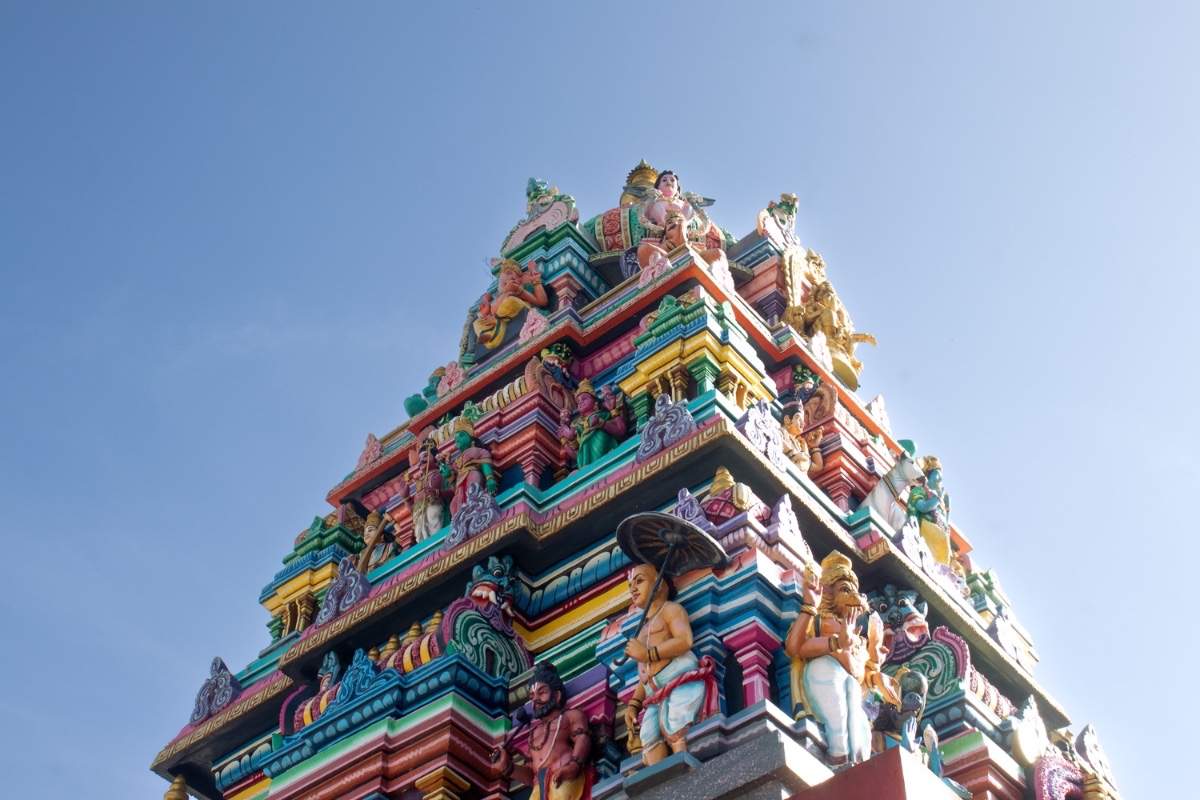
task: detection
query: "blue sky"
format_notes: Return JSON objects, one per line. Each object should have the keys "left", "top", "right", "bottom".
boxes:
{"left": 2, "top": 2, "right": 1195, "bottom": 797}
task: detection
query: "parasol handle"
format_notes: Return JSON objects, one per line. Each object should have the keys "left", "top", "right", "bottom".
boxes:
{"left": 612, "top": 541, "right": 679, "bottom": 667}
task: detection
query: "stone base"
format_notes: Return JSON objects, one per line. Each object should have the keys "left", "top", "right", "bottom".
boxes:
{"left": 791, "top": 747, "right": 963, "bottom": 800}
{"left": 595, "top": 701, "right": 832, "bottom": 800}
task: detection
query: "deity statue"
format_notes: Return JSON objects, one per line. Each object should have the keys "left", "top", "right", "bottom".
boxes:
{"left": 756, "top": 192, "right": 800, "bottom": 246}
{"left": 403, "top": 435, "right": 450, "bottom": 542}
{"left": 493, "top": 661, "right": 593, "bottom": 800}
{"left": 355, "top": 511, "right": 394, "bottom": 573}
{"left": 787, "top": 279, "right": 876, "bottom": 390}
{"left": 780, "top": 399, "right": 824, "bottom": 477}
{"left": 907, "top": 456, "right": 952, "bottom": 565}
{"left": 540, "top": 342, "right": 577, "bottom": 391}
{"left": 785, "top": 551, "right": 897, "bottom": 765}
{"left": 558, "top": 379, "right": 628, "bottom": 470}
{"left": 636, "top": 207, "right": 730, "bottom": 283}
{"left": 440, "top": 416, "right": 499, "bottom": 516}
{"left": 472, "top": 259, "right": 549, "bottom": 350}
{"left": 622, "top": 562, "right": 718, "bottom": 766}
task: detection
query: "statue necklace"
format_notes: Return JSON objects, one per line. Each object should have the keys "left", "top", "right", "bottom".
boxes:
{"left": 531, "top": 713, "right": 564, "bottom": 769}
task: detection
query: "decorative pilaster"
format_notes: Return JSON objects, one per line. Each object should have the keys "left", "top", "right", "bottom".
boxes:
{"left": 686, "top": 357, "right": 720, "bottom": 395}
{"left": 723, "top": 625, "right": 781, "bottom": 707}
{"left": 415, "top": 766, "right": 471, "bottom": 800}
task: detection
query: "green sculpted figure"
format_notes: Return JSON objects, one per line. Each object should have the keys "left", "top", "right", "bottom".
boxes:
{"left": 557, "top": 379, "right": 629, "bottom": 470}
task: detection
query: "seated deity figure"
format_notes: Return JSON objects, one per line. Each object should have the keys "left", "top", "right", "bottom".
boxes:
{"left": 355, "top": 511, "right": 393, "bottom": 573}
{"left": 636, "top": 210, "right": 728, "bottom": 277}
{"left": 472, "top": 259, "right": 549, "bottom": 350}
{"left": 439, "top": 417, "right": 499, "bottom": 516}
{"left": 780, "top": 400, "right": 824, "bottom": 477}
{"left": 404, "top": 436, "right": 450, "bottom": 542}
{"left": 557, "top": 379, "right": 628, "bottom": 470}
{"left": 622, "top": 563, "right": 718, "bottom": 766}
{"left": 785, "top": 551, "right": 897, "bottom": 765}
{"left": 907, "top": 456, "right": 952, "bottom": 565}
{"left": 493, "top": 661, "right": 593, "bottom": 800}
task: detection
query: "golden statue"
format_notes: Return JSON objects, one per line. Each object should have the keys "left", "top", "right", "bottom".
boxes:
{"left": 785, "top": 276, "right": 875, "bottom": 390}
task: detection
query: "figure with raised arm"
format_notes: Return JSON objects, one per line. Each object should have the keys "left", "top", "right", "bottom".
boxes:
{"left": 785, "top": 551, "right": 897, "bottom": 765}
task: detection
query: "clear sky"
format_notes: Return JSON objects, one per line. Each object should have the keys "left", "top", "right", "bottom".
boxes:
{"left": 2, "top": 2, "right": 1195, "bottom": 797}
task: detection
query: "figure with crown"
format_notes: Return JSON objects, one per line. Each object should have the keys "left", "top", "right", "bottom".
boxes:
{"left": 785, "top": 551, "right": 898, "bottom": 765}
{"left": 557, "top": 380, "right": 628, "bottom": 470}
{"left": 472, "top": 259, "right": 549, "bottom": 351}
{"left": 907, "top": 456, "right": 953, "bottom": 565}
{"left": 403, "top": 435, "right": 450, "bottom": 542}
{"left": 440, "top": 416, "right": 498, "bottom": 516}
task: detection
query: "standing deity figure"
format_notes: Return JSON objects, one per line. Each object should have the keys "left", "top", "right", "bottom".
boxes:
{"left": 355, "top": 511, "right": 394, "bottom": 573}
{"left": 473, "top": 259, "right": 549, "bottom": 350}
{"left": 785, "top": 551, "right": 897, "bottom": 765}
{"left": 493, "top": 661, "right": 593, "bottom": 800}
{"left": 622, "top": 563, "right": 718, "bottom": 766}
{"left": 440, "top": 416, "right": 499, "bottom": 516}
{"left": 404, "top": 436, "right": 450, "bottom": 542}
{"left": 558, "top": 379, "right": 628, "bottom": 470}
{"left": 907, "top": 456, "right": 952, "bottom": 565}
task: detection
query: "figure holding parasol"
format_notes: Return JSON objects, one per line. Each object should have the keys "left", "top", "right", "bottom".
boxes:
{"left": 614, "top": 512, "right": 727, "bottom": 766}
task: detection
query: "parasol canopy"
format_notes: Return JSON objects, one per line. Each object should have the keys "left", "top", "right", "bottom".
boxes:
{"left": 616, "top": 511, "right": 728, "bottom": 576}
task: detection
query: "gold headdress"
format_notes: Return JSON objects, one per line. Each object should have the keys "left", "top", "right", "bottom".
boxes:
{"left": 575, "top": 377, "right": 596, "bottom": 397}
{"left": 364, "top": 510, "right": 383, "bottom": 529}
{"left": 919, "top": 455, "right": 942, "bottom": 474}
{"left": 819, "top": 551, "right": 858, "bottom": 591}
{"left": 496, "top": 259, "right": 522, "bottom": 278}
{"left": 451, "top": 415, "right": 475, "bottom": 437}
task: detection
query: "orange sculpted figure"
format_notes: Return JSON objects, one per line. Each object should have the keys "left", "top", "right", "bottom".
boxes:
{"left": 494, "top": 661, "right": 593, "bottom": 800}
{"left": 473, "top": 259, "right": 549, "bottom": 349}
{"left": 622, "top": 563, "right": 718, "bottom": 765}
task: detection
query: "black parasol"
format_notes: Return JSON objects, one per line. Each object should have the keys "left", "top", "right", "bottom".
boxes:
{"left": 612, "top": 512, "right": 727, "bottom": 666}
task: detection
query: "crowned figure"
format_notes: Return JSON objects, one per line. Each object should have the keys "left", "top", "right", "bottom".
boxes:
{"left": 440, "top": 416, "right": 498, "bottom": 516}
{"left": 785, "top": 551, "right": 898, "bottom": 765}
{"left": 472, "top": 259, "right": 549, "bottom": 350}
{"left": 907, "top": 455, "right": 952, "bottom": 565}
{"left": 558, "top": 379, "right": 628, "bottom": 470}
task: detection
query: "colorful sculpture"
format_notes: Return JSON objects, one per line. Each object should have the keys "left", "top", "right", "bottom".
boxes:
{"left": 493, "top": 661, "right": 593, "bottom": 800}
{"left": 866, "top": 584, "right": 931, "bottom": 665}
{"left": 622, "top": 561, "right": 719, "bottom": 766}
{"left": 785, "top": 551, "right": 896, "bottom": 764}
{"left": 355, "top": 511, "right": 393, "bottom": 573}
{"left": 472, "top": 259, "right": 549, "bottom": 351}
{"left": 787, "top": 279, "right": 876, "bottom": 390}
{"left": 780, "top": 399, "right": 824, "bottom": 477}
{"left": 861, "top": 440, "right": 926, "bottom": 533}
{"left": 907, "top": 455, "right": 953, "bottom": 565}
{"left": 636, "top": 209, "right": 728, "bottom": 279}
{"left": 440, "top": 416, "right": 498, "bottom": 517}
{"left": 403, "top": 367, "right": 446, "bottom": 418}
{"left": 558, "top": 379, "right": 628, "bottom": 470}
{"left": 403, "top": 435, "right": 450, "bottom": 542}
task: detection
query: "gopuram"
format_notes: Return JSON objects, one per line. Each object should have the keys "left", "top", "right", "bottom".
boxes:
{"left": 152, "top": 163, "right": 1120, "bottom": 800}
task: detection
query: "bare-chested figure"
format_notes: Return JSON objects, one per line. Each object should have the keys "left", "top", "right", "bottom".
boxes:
{"left": 494, "top": 661, "right": 592, "bottom": 800}
{"left": 637, "top": 210, "right": 727, "bottom": 274}
{"left": 622, "top": 563, "right": 717, "bottom": 765}
{"left": 784, "top": 551, "right": 894, "bottom": 764}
